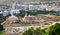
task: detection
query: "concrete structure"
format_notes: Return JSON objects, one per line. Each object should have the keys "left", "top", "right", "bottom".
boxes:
{"left": 13, "top": 1, "right": 57, "bottom": 11}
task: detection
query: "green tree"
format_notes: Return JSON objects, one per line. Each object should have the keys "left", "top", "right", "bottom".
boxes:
{"left": 23, "top": 27, "right": 47, "bottom": 35}
{"left": 23, "top": 27, "right": 34, "bottom": 35}
{"left": 0, "top": 24, "right": 5, "bottom": 34}
{"left": 34, "top": 27, "right": 47, "bottom": 35}
{"left": 0, "top": 24, "right": 4, "bottom": 31}
{"left": 48, "top": 23, "right": 60, "bottom": 35}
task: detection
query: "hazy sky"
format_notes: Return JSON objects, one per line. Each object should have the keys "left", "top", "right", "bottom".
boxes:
{"left": 0, "top": 0, "right": 60, "bottom": 2}
{"left": 0, "top": 0, "right": 40, "bottom": 2}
